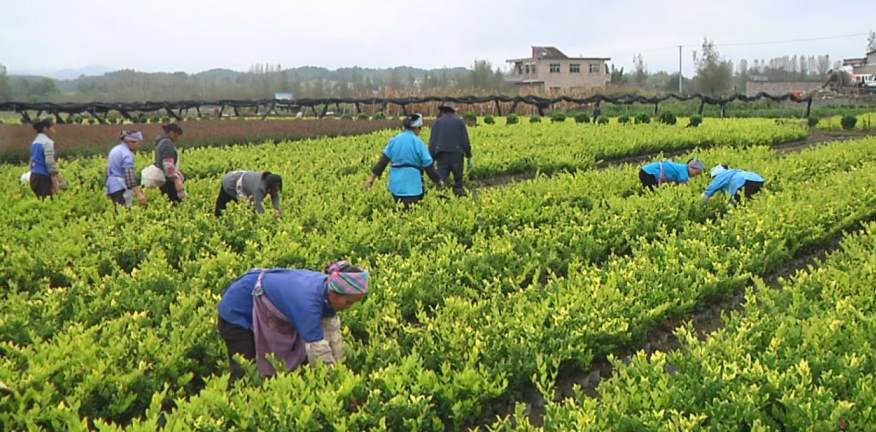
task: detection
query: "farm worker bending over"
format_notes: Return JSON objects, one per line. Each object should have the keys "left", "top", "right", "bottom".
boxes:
{"left": 29, "top": 118, "right": 62, "bottom": 198}
{"left": 106, "top": 130, "right": 147, "bottom": 209}
{"left": 429, "top": 102, "right": 473, "bottom": 196}
{"left": 154, "top": 123, "right": 187, "bottom": 203}
{"left": 702, "top": 164, "right": 765, "bottom": 203}
{"left": 217, "top": 261, "right": 369, "bottom": 382}
{"left": 365, "top": 113, "right": 443, "bottom": 209}
{"left": 214, "top": 171, "right": 283, "bottom": 217}
{"left": 639, "top": 158, "right": 705, "bottom": 190}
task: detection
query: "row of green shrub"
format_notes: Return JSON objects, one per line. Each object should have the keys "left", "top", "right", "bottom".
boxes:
{"left": 476, "top": 112, "right": 704, "bottom": 128}
{"left": 806, "top": 114, "right": 864, "bottom": 130}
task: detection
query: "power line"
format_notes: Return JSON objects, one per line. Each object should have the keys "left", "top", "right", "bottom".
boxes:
{"left": 711, "top": 33, "right": 870, "bottom": 47}
{"left": 616, "top": 32, "right": 870, "bottom": 57}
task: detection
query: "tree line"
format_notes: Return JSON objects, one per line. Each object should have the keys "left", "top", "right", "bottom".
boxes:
{"left": 0, "top": 61, "right": 509, "bottom": 103}
{"left": 1, "top": 32, "right": 872, "bottom": 102}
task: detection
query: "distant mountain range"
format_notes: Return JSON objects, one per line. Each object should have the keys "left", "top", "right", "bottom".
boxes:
{"left": 7, "top": 65, "right": 117, "bottom": 80}
{"left": 9, "top": 65, "right": 471, "bottom": 82}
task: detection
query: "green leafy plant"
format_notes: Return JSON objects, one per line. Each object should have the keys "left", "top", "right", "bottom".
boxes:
{"left": 483, "top": 116, "right": 495, "bottom": 125}
{"left": 530, "top": 115, "right": 542, "bottom": 123}
{"left": 506, "top": 114, "right": 519, "bottom": 125}
{"left": 550, "top": 113, "right": 566, "bottom": 123}
{"left": 574, "top": 113, "right": 591, "bottom": 124}
{"left": 841, "top": 115, "right": 858, "bottom": 130}
{"left": 634, "top": 114, "right": 651, "bottom": 124}
{"left": 658, "top": 112, "right": 677, "bottom": 125}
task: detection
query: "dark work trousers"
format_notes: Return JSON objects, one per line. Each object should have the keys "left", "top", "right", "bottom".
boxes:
{"left": 108, "top": 190, "right": 128, "bottom": 214}
{"left": 639, "top": 169, "right": 659, "bottom": 190}
{"left": 30, "top": 173, "right": 53, "bottom": 198}
{"left": 108, "top": 190, "right": 127, "bottom": 206}
{"left": 160, "top": 179, "right": 182, "bottom": 203}
{"left": 214, "top": 185, "right": 237, "bottom": 217}
{"left": 393, "top": 194, "right": 423, "bottom": 211}
{"left": 735, "top": 180, "right": 764, "bottom": 203}
{"left": 217, "top": 315, "right": 256, "bottom": 384}
{"left": 436, "top": 152, "right": 466, "bottom": 196}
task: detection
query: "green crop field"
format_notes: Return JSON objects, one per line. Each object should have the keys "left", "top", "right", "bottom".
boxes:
{"left": 1, "top": 118, "right": 875, "bottom": 430}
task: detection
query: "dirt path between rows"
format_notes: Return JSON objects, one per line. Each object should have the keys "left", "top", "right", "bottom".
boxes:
{"left": 468, "top": 130, "right": 876, "bottom": 192}
{"left": 472, "top": 216, "right": 876, "bottom": 429}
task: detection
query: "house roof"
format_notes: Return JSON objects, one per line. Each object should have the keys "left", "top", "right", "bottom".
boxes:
{"left": 506, "top": 46, "right": 610, "bottom": 62}
{"left": 843, "top": 58, "right": 867, "bottom": 66}
{"left": 534, "top": 46, "right": 568, "bottom": 59}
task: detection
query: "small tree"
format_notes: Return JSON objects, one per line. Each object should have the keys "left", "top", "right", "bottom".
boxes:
{"left": 687, "top": 115, "right": 704, "bottom": 128}
{"left": 841, "top": 115, "right": 858, "bottom": 130}
{"left": 692, "top": 38, "right": 733, "bottom": 96}
{"left": 574, "top": 113, "right": 591, "bottom": 124}
{"left": 550, "top": 112, "right": 566, "bottom": 123}
{"left": 658, "top": 112, "right": 677, "bottom": 125}
{"left": 633, "top": 54, "right": 648, "bottom": 85}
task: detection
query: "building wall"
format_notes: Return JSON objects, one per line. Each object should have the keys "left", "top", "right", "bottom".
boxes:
{"left": 508, "top": 59, "right": 609, "bottom": 94}
{"left": 745, "top": 81, "right": 823, "bottom": 96}
{"left": 534, "top": 59, "right": 609, "bottom": 93}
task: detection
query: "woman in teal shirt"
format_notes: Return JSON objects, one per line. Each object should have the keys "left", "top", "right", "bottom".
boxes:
{"left": 365, "top": 114, "right": 443, "bottom": 209}
{"left": 702, "top": 164, "right": 765, "bottom": 203}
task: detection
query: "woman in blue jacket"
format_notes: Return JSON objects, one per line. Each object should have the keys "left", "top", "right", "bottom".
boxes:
{"left": 217, "top": 261, "right": 369, "bottom": 382}
{"left": 639, "top": 158, "right": 705, "bottom": 190}
{"left": 364, "top": 114, "right": 444, "bottom": 209}
{"left": 702, "top": 164, "right": 765, "bottom": 202}
{"left": 29, "top": 118, "right": 62, "bottom": 198}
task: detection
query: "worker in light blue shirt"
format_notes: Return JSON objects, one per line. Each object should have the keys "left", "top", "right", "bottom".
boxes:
{"left": 365, "top": 113, "right": 444, "bottom": 209}
{"left": 702, "top": 164, "right": 765, "bottom": 202}
{"left": 106, "top": 130, "right": 147, "bottom": 208}
{"left": 640, "top": 159, "right": 705, "bottom": 190}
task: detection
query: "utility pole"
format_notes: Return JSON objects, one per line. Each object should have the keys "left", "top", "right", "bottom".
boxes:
{"left": 678, "top": 45, "right": 684, "bottom": 94}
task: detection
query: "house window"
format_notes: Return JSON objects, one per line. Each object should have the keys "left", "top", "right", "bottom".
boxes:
{"left": 589, "top": 63, "right": 601, "bottom": 73}
{"left": 525, "top": 64, "right": 531, "bottom": 74}
{"left": 570, "top": 64, "right": 581, "bottom": 73}
{"left": 550, "top": 63, "right": 561, "bottom": 73}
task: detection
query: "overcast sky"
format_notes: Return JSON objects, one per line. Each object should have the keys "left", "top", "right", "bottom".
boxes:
{"left": 1, "top": 0, "right": 871, "bottom": 77}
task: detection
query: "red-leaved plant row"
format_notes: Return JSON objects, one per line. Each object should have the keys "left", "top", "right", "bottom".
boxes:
{"left": 0, "top": 119, "right": 400, "bottom": 162}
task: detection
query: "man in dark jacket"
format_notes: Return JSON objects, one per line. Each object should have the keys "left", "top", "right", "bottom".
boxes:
{"left": 429, "top": 102, "right": 472, "bottom": 196}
